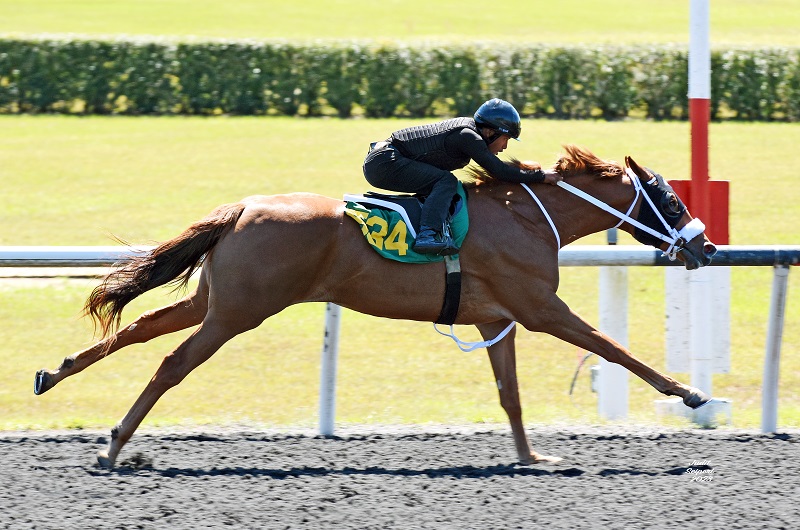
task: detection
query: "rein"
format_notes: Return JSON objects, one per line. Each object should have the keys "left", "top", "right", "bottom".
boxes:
{"left": 434, "top": 320, "right": 516, "bottom": 352}
{"left": 525, "top": 168, "right": 705, "bottom": 260}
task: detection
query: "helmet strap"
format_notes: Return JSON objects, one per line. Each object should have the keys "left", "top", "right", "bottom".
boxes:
{"left": 483, "top": 130, "right": 503, "bottom": 146}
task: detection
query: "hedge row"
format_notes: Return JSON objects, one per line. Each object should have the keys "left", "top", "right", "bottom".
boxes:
{"left": 1, "top": 38, "right": 799, "bottom": 121}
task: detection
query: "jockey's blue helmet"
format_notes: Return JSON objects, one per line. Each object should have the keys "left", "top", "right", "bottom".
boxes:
{"left": 474, "top": 98, "right": 521, "bottom": 140}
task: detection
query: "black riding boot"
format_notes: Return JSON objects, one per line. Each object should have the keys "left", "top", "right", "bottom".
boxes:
{"left": 412, "top": 224, "right": 460, "bottom": 256}
{"left": 411, "top": 173, "right": 460, "bottom": 255}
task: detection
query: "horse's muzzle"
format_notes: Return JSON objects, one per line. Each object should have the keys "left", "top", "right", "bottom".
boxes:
{"left": 698, "top": 241, "right": 717, "bottom": 267}
{"left": 704, "top": 242, "right": 718, "bottom": 259}
{"left": 680, "top": 239, "right": 717, "bottom": 270}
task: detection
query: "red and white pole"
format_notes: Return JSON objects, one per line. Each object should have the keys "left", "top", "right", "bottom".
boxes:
{"left": 688, "top": 0, "right": 718, "bottom": 426}
{"left": 689, "top": 0, "right": 711, "bottom": 223}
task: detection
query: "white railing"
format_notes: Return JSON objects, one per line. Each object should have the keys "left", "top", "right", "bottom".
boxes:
{"left": 2, "top": 245, "right": 797, "bottom": 433}
{"left": 2, "top": 244, "right": 799, "bottom": 268}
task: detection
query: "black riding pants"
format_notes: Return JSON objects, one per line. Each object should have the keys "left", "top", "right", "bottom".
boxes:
{"left": 362, "top": 143, "right": 458, "bottom": 230}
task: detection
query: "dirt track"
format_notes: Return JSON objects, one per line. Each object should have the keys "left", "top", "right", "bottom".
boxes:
{"left": 1, "top": 425, "right": 797, "bottom": 529}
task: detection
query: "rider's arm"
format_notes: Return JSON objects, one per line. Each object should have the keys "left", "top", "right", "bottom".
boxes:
{"left": 453, "top": 129, "right": 546, "bottom": 183}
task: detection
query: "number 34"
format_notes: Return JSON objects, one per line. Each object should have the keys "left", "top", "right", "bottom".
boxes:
{"left": 366, "top": 216, "right": 409, "bottom": 255}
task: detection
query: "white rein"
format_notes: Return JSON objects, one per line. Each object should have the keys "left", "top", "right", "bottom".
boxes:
{"left": 523, "top": 167, "right": 706, "bottom": 260}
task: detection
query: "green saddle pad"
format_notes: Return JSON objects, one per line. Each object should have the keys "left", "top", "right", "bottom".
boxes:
{"left": 344, "top": 181, "right": 469, "bottom": 263}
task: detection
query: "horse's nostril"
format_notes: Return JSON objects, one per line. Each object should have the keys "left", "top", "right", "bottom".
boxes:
{"left": 704, "top": 242, "right": 717, "bottom": 257}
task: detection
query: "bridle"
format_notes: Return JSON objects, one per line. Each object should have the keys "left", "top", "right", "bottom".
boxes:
{"left": 521, "top": 168, "right": 706, "bottom": 260}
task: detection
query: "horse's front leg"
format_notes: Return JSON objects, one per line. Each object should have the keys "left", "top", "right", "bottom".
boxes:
{"left": 477, "top": 321, "right": 562, "bottom": 465}
{"left": 527, "top": 296, "right": 712, "bottom": 408}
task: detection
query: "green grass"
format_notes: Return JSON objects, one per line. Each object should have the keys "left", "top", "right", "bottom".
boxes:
{"left": 3, "top": 116, "right": 800, "bottom": 246}
{"left": 1, "top": 116, "right": 799, "bottom": 432}
{"left": 1, "top": 0, "right": 799, "bottom": 46}
{"left": 1, "top": 0, "right": 799, "bottom": 433}
{"left": 3, "top": 263, "right": 799, "bottom": 431}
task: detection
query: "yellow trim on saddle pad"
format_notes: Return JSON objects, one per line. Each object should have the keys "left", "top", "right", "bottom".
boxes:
{"left": 344, "top": 182, "right": 468, "bottom": 263}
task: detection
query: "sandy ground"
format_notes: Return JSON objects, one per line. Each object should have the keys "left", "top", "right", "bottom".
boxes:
{"left": 0, "top": 424, "right": 797, "bottom": 529}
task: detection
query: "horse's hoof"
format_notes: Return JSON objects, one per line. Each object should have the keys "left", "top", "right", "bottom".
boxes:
{"left": 97, "top": 451, "right": 115, "bottom": 469}
{"left": 34, "top": 370, "right": 55, "bottom": 395}
{"left": 534, "top": 454, "right": 563, "bottom": 464}
{"left": 520, "top": 453, "right": 563, "bottom": 465}
{"left": 683, "top": 388, "right": 713, "bottom": 409}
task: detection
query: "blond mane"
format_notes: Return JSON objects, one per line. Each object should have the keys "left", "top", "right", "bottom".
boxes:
{"left": 463, "top": 144, "right": 623, "bottom": 188}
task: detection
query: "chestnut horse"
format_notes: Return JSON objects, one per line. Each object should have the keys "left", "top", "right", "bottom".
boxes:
{"left": 34, "top": 145, "right": 716, "bottom": 468}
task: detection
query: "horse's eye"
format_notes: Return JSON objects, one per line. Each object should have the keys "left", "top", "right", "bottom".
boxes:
{"left": 662, "top": 193, "right": 681, "bottom": 215}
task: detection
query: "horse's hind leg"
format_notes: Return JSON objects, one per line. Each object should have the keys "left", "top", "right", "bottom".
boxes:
{"left": 477, "top": 321, "right": 562, "bottom": 465}
{"left": 34, "top": 281, "right": 209, "bottom": 396}
{"left": 97, "top": 314, "right": 245, "bottom": 469}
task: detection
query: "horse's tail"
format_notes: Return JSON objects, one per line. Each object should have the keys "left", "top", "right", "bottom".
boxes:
{"left": 85, "top": 202, "right": 247, "bottom": 339}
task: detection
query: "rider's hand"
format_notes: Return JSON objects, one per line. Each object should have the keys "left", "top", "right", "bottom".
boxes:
{"left": 542, "top": 169, "right": 563, "bottom": 185}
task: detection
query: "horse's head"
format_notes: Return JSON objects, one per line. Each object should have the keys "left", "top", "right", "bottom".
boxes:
{"left": 625, "top": 156, "right": 717, "bottom": 270}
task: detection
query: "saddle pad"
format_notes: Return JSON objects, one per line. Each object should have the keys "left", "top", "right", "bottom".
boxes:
{"left": 344, "top": 181, "right": 469, "bottom": 263}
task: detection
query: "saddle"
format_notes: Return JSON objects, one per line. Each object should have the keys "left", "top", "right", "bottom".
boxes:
{"left": 343, "top": 181, "right": 468, "bottom": 264}
{"left": 343, "top": 182, "right": 469, "bottom": 325}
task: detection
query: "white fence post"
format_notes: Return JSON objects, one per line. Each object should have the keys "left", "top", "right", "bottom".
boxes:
{"left": 598, "top": 266, "right": 629, "bottom": 420}
{"left": 762, "top": 265, "right": 791, "bottom": 433}
{"left": 319, "top": 303, "right": 341, "bottom": 436}
{"left": 689, "top": 266, "right": 715, "bottom": 425}
{"left": 662, "top": 266, "right": 732, "bottom": 426}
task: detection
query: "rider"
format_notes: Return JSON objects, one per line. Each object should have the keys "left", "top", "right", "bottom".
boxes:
{"left": 362, "top": 98, "right": 562, "bottom": 255}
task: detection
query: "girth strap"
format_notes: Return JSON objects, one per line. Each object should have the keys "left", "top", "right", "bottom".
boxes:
{"left": 435, "top": 255, "right": 461, "bottom": 325}
{"left": 432, "top": 254, "right": 518, "bottom": 351}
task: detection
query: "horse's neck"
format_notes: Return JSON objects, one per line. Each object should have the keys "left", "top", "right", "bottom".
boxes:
{"left": 526, "top": 173, "right": 635, "bottom": 247}
{"left": 467, "top": 173, "right": 634, "bottom": 249}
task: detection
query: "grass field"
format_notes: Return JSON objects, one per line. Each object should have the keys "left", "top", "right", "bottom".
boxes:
{"left": 1, "top": 0, "right": 799, "bottom": 46}
{"left": 3, "top": 116, "right": 800, "bottom": 246}
{"left": 1, "top": 1, "right": 798, "bottom": 433}
{"left": 1, "top": 116, "right": 799, "bottom": 432}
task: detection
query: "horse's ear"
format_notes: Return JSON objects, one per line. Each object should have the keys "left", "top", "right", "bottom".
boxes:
{"left": 625, "top": 156, "right": 650, "bottom": 179}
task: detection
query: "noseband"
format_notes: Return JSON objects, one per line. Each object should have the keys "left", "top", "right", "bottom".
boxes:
{"left": 521, "top": 168, "right": 706, "bottom": 260}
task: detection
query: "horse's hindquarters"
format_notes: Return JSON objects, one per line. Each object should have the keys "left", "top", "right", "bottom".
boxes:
{"left": 202, "top": 195, "right": 447, "bottom": 324}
